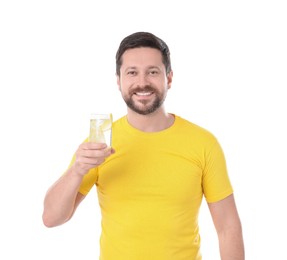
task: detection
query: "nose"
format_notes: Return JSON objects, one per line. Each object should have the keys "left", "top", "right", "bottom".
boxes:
{"left": 136, "top": 73, "right": 150, "bottom": 87}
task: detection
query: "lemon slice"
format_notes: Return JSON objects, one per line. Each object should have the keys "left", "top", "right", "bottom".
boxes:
{"left": 89, "top": 113, "right": 112, "bottom": 143}
{"left": 100, "top": 114, "right": 113, "bottom": 131}
{"left": 89, "top": 121, "right": 106, "bottom": 143}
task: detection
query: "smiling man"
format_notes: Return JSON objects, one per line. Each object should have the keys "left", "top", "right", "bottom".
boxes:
{"left": 43, "top": 32, "right": 245, "bottom": 260}
{"left": 118, "top": 47, "right": 171, "bottom": 116}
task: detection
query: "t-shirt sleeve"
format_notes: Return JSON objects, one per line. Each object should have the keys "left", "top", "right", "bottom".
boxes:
{"left": 78, "top": 168, "right": 98, "bottom": 195}
{"left": 202, "top": 139, "right": 233, "bottom": 203}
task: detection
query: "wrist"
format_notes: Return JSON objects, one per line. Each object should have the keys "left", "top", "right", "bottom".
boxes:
{"left": 69, "top": 164, "right": 87, "bottom": 178}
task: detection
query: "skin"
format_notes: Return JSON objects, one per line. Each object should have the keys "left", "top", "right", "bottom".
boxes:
{"left": 117, "top": 47, "right": 174, "bottom": 132}
{"left": 42, "top": 47, "right": 244, "bottom": 259}
{"left": 42, "top": 143, "right": 113, "bottom": 227}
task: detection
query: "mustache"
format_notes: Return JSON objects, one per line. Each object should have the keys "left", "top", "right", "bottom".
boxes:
{"left": 129, "top": 86, "right": 157, "bottom": 94}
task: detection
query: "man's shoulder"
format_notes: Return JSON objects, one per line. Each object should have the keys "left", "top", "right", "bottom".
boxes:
{"left": 175, "top": 115, "right": 213, "bottom": 133}
{"left": 112, "top": 116, "right": 126, "bottom": 125}
{"left": 174, "top": 115, "right": 217, "bottom": 143}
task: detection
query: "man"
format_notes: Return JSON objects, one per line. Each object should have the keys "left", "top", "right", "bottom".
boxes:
{"left": 42, "top": 32, "right": 244, "bottom": 259}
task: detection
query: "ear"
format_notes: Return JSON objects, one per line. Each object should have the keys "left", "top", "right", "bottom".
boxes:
{"left": 167, "top": 70, "right": 173, "bottom": 89}
{"left": 116, "top": 75, "right": 121, "bottom": 90}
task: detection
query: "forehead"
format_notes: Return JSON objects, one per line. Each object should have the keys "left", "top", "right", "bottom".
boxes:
{"left": 121, "top": 47, "right": 163, "bottom": 67}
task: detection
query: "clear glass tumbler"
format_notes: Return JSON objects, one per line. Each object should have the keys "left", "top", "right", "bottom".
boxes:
{"left": 89, "top": 113, "right": 113, "bottom": 146}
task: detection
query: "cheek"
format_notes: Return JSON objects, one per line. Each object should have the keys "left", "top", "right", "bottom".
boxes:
{"left": 120, "top": 78, "right": 135, "bottom": 90}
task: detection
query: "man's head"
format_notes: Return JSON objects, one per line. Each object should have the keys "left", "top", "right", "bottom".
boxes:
{"left": 116, "top": 32, "right": 173, "bottom": 116}
{"left": 116, "top": 32, "right": 172, "bottom": 77}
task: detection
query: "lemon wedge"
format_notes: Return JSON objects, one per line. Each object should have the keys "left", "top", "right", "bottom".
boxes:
{"left": 100, "top": 114, "right": 113, "bottom": 131}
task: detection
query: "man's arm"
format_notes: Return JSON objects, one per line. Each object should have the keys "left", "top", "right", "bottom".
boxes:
{"left": 42, "top": 168, "right": 86, "bottom": 227}
{"left": 208, "top": 194, "right": 245, "bottom": 260}
{"left": 42, "top": 142, "right": 114, "bottom": 227}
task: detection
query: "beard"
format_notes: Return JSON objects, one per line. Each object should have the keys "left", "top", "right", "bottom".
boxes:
{"left": 121, "top": 85, "right": 167, "bottom": 115}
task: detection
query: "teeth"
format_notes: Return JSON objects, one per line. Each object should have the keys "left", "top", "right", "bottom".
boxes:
{"left": 136, "top": 92, "right": 152, "bottom": 96}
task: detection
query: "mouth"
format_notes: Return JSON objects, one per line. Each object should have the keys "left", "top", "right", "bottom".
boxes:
{"left": 134, "top": 91, "right": 153, "bottom": 96}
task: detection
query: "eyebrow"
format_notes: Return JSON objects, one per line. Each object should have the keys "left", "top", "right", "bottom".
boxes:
{"left": 124, "top": 66, "right": 137, "bottom": 71}
{"left": 147, "top": 66, "right": 161, "bottom": 70}
{"left": 124, "top": 66, "right": 161, "bottom": 72}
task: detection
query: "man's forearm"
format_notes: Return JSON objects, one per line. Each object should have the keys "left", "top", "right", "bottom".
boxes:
{"left": 219, "top": 225, "right": 245, "bottom": 260}
{"left": 42, "top": 167, "right": 84, "bottom": 227}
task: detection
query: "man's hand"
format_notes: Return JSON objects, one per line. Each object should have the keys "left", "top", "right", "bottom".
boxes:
{"left": 73, "top": 142, "right": 115, "bottom": 176}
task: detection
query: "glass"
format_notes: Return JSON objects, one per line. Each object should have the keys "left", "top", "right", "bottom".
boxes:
{"left": 89, "top": 113, "right": 113, "bottom": 146}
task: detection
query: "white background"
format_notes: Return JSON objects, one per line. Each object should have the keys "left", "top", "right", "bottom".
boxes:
{"left": 0, "top": 0, "right": 286, "bottom": 259}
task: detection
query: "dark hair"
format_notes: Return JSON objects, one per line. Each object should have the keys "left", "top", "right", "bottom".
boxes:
{"left": 115, "top": 32, "right": 172, "bottom": 76}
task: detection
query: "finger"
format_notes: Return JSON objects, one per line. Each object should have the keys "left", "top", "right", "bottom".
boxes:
{"left": 76, "top": 156, "right": 106, "bottom": 166}
{"left": 78, "top": 148, "right": 112, "bottom": 159}
{"left": 83, "top": 142, "right": 107, "bottom": 150}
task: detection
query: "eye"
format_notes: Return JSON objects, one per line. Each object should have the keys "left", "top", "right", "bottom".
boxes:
{"left": 149, "top": 70, "right": 159, "bottom": 76}
{"left": 127, "top": 70, "right": 137, "bottom": 76}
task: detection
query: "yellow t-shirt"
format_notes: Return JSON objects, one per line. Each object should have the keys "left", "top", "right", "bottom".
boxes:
{"left": 75, "top": 115, "right": 233, "bottom": 260}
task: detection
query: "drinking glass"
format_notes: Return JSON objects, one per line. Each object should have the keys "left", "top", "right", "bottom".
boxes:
{"left": 89, "top": 113, "right": 112, "bottom": 146}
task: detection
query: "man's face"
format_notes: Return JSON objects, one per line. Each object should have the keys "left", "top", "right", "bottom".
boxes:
{"left": 117, "top": 47, "right": 172, "bottom": 115}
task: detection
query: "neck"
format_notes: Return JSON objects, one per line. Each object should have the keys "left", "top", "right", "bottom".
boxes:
{"left": 126, "top": 107, "right": 175, "bottom": 132}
